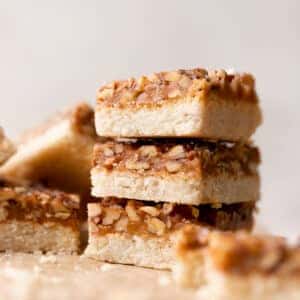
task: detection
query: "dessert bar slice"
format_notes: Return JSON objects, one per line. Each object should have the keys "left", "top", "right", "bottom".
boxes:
{"left": 174, "top": 226, "right": 300, "bottom": 300}
{"left": 96, "top": 68, "right": 262, "bottom": 141}
{"left": 0, "top": 102, "right": 96, "bottom": 198}
{"left": 91, "top": 139, "right": 260, "bottom": 205}
{"left": 0, "top": 127, "right": 15, "bottom": 165}
{"left": 0, "top": 181, "right": 80, "bottom": 254}
{"left": 85, "top": 198, "right": 255, "bottom": 269}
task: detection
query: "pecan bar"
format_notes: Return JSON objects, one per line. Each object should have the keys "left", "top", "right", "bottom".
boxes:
{"left": 0, "top": 103, "right": 97, "bottom": 215}
{"left": 0, "top": 128, "right": 15, "bottom": 165}
{"left": 0, "top": 180, "right": 80, "bottom": 254}
{"left": 85, "top": 198, "right": 255, "bottom": 269}
{"left": 96, "top": 68, "right": 262, "bottom": 141}
{"left": 174, "top": 226, "right": 300, "bottom": 300}
{"left": 91, "top": 139, "right": 260, "bottom": 205}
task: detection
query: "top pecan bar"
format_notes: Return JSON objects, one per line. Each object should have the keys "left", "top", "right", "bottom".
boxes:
{"left": 95, "top": 68, "right": 262, "bottom": 141}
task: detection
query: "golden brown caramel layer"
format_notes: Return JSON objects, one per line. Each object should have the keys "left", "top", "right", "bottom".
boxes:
{"left": 97, "top": 68, "right": 258, "bottom": 109}
{"left": 89, "top": 198, "right": 255, "bottom": 238}
{"left": 0, "top": 181, "right": 80, "bottom": 229}
{"left": 93, "top": 139, "right": 260, "bottom": 178}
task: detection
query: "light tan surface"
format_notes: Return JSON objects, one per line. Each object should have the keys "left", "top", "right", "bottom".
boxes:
{"left": 0, "top": 253, "right": 194, "bottom": 300}
{"left": 197, "top": 270, "right": 300, "bottom": 300}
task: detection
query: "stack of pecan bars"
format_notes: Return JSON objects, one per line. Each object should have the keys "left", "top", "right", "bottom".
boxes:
{"left": 1, "top": 68, "right": 300, "bottom": 299}
{"left": 85, "top": 68, "right": 262, "bottom": 269}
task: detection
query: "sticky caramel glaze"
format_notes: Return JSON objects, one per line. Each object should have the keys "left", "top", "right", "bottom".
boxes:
{"left": 93, "top": 139, "right": 260, "bottom": 178}
{"left": 0, "top": 180, "right": 80, "bottom": 230}
{"left": 89, "top": 198, "right": 255, "bottom": 238}
{"left": 97, "top": 68, "right": 258, "bottom": 109}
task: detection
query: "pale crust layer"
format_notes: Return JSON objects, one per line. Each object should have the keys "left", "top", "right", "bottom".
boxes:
{"left": 96, "top": 68, "right": 262, "bottom": 140}
{"left": 0, "top": 220, "right": 79, "bottom": 254}
{"left": 91, "top": 169, "right": 260, "bottom": 205}
{"left": 85, "top": 232, "right": 174, "bottom": 269}
{"left": 95, "top": 96, "right": 262, "bottom": 141}
{"left": 173, "top": 226, "right": 300, "bottom": 299}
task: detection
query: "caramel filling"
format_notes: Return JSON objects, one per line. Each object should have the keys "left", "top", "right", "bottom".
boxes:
{"left": 0, "top": 181, "right": 80, "bottom": 230}
{"left": 89, "top": 198, "right": 255, "bottom": 238}
{"left": 97, "top": 68, "right": 258, "bottom": 109}
{"left": 93, "top": 140, "right": 260, "bottom": 177}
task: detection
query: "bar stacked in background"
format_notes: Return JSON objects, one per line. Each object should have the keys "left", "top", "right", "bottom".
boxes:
{"left": 85, "top": 68, "right": 262, "bottom": 269}
{"left": 0, "top": 127, "right": 81, "bottom": 254}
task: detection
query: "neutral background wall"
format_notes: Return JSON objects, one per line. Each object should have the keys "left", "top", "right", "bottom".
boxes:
{"left": 1, "top": 0, "right": 299, "bottom": 238}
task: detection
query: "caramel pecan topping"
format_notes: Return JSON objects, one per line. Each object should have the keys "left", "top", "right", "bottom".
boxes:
{"left": 0, "top": 181, "right": 80, "bottom": 224}
{"left": 209, "top": 232, "right": 300, "bottom": 276}
{"left": 97, "top": 68, "right": 258, "bottom": 108}
{"left": 93, "top": 140, "right": 260, "bottom": 177}
{"left": 89, "top": 198, "right": 255, "bottom": 237}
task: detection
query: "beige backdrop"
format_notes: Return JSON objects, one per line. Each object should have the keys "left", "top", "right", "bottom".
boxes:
{"left": 1, "top": 0, "right": 299, "bottom": 238}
